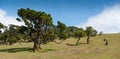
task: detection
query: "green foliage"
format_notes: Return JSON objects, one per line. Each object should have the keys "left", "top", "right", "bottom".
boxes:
{"left": 66, "top": 26, "right": 79, "bottom": 38}
{"left": 58, "top": 32, "right": 68, "bottom": 40}
{"left": 86, "top": 26, "right": 97, "bottom": 37}
{"left": 57, "top": 21, "right": 68, "bottom": 40}
{"left": 0, "top": 22, "right": 4, "bottom": 29}
{"left": 0, "top": 24, "right": 29, "bottom": 45}
{"left": 74, "top": 28, "right": 86, "bottom": 38}
{"left": 86, "top": 26, "right": 93, "bottom": 36}
{"left": 41, "top": 29, "right": 57, "bottom": 44}
{"left": 73, "top": 28, "right": 86, "bottom": 45}
{"left": 91, "top": 30, "right": 97, "bottom": 37}
{"left": 85, "top": 26, "right": 97, "bottom": 44}
{"left": 0, "top": 22, "right": 4, "bottom": 43}
{"left": 57, "top": 21, "right": 66, "bottom": 32}
{"left": 3, "top": 25, "right": 20, "bottom": 45}
{"left": 16, "top": 18, "right": 22, "bottom": 22}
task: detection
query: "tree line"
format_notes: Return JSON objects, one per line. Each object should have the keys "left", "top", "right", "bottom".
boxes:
{"left": 0, "top": 8, "right": 97, "bottom": 52}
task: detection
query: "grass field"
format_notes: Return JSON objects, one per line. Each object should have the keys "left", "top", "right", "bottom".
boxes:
{"left": 0, "top": 33, "right": 120, "bottom": 59}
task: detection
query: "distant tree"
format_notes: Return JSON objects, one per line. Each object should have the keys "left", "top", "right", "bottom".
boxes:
{"left": 91, "top": 30, "right": 97, "bottom": 37}
{"left": 66, "top": 26, "right": 79, "bottom": 38}
{"left": 57, "top": 21, "right": 68, "bottom": 39}
{"left": 8, "top": 25, "right": 18, "bottom": 45}
{"left": 0, "top": 26, "right": 8, "bottom": 44}
{"left": 99, "top": 31, "right": 103, "bottom": 36}
{"left": 3, "top": 25, "right": 21, "bottom": 45}
{"left": 74, "top": 28, "right": 86, "bottom": 45}
{"left": 86, "top": 26, "right": 94, "bottom": 44}
{"left": 54, "top": 21, "right": 68, "bottom": 44}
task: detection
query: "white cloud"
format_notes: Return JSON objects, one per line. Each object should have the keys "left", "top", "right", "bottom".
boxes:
{"left": 0, "top": 9, "right": 24, "bottom": 26}
{"left": 78, "top": 4, "right": 120, "bottom": 33}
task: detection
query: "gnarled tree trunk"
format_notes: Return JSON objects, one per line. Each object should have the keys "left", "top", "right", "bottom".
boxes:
{"left": 87, "top": 36, "right": 90, "bottom": 44}
{"left": 33, "top": 39, "right": 41, "bottom": 52}
{"left": 76, "top": 37, "right": 81, "bottom": 45}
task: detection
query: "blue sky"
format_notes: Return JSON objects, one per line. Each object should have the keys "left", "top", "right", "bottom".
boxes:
{"left": 0, "top": 0, "right": 120, "bottom": 33}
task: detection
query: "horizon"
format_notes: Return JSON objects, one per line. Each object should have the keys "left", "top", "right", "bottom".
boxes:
{"left": 0, "top": 0, "right": 120, "bottom": 33}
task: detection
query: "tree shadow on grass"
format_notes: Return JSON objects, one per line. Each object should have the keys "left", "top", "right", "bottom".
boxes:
{"left": 79, "top": 43, "right": 87, "bottom": 44}
{"left": 40, "top": 49, "right": 56, "bottom": 53}
{"left": 66, "top": 43, "right": 87, "bottom": 46}
{"left": 0, "top": 47, "right": 56, "bottom": 53}
{"left": 0, "top": 47, "right": 33, "bottom": 53}
{"left": 66, "top": 43, "right": 77, "bottom": 46}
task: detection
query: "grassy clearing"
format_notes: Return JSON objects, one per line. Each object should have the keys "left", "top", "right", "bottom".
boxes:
{"left": 0, "top": 33, "right": 120, "bottom": 59}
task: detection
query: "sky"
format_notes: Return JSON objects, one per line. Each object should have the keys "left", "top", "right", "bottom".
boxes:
{"left": 0, "top": 0, "right": 120, "bottom": 33}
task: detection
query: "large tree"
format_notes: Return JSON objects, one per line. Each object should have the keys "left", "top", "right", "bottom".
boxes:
{"left": 17, "top": 8, "right": 55, "bottom": 52}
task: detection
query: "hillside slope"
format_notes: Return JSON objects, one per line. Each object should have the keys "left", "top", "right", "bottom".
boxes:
{"left": 0, "top": 33, "right": 120, "bottom": 59}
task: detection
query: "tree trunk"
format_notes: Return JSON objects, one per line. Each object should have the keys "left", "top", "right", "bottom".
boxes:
{"left": 76, "top": 37, "right": 81, "bottom": 45}
{"left": 33, "top": 39, "right": 41, "bottom": 52}
{"left": 9, "top": 41, "right": 13, "bottom": 45}
{"left": 87, "top": 36, "right": 90, "bottom": 44}
{"left": 5, "top": 39, "right": 8, "bottom": 45}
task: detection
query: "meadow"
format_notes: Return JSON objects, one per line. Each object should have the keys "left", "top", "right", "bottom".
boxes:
{"left": 0, "top": 33, "right": 120, "bottom": 59}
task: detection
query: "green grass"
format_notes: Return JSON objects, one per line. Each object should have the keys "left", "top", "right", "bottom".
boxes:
{"left": 0, "top": 33, "right": 120, "bottom": 59}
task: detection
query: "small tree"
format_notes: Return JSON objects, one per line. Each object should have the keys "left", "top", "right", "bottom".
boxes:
{"left": 66, "top": 26, "right": 79, "bottom": 38}
{"left": 54, "top": 21, "right": 68, "bottom": 44}
{"left": 91, "top": 30, "right": 97, "bottom": 37}
{"left": 99, "top": 31, "right": 103, "bottom": 36}
{"left": 57, "top": 21, "right": 68, "bottom": 39}
{"left": 74, "top": 28, "right": 86, "bottom": 45}
{"left": 86, "top": 26, "right": 94, "bottom": 44}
